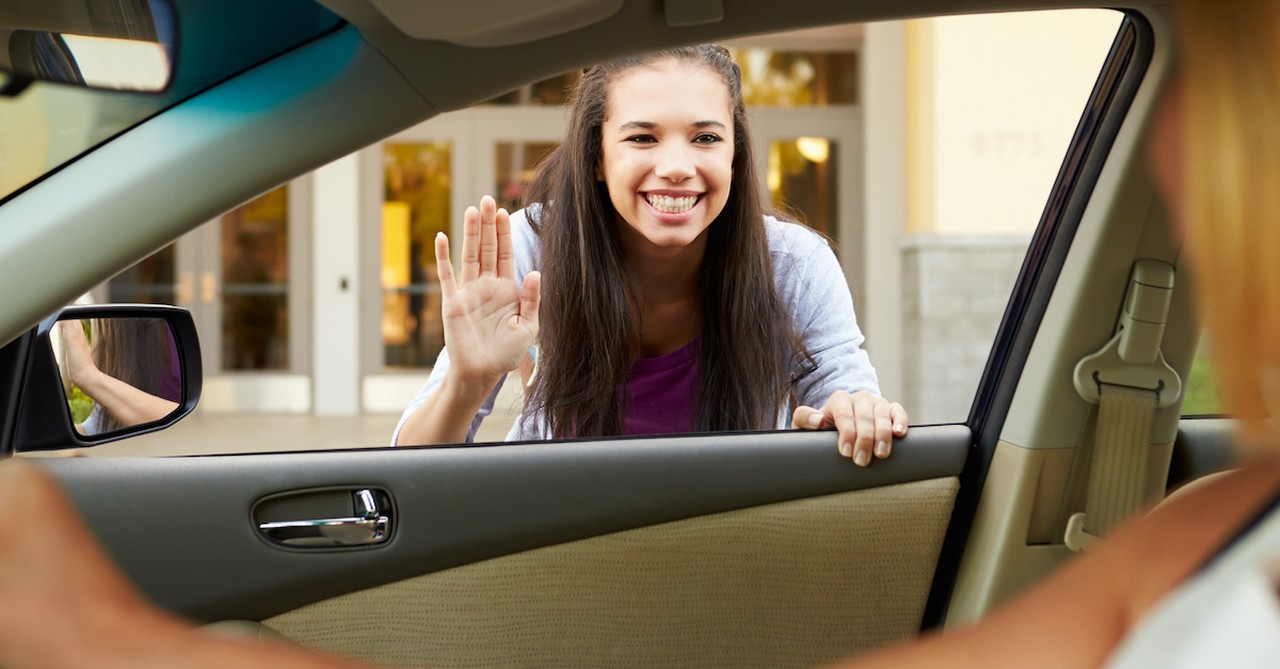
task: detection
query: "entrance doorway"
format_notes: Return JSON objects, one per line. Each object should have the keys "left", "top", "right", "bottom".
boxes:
{"left": 360, "top": 102, "right": 861, "bottom": 412}
{"left": 102, "top": 180, "right": 312, "bottom": 411}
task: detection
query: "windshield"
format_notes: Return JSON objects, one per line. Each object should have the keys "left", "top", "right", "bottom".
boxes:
{"left": 0, "top": 85, "right": 165, "bottom": 201}
{"left": 0, "top": 0, "right": 343, "bottom": 205}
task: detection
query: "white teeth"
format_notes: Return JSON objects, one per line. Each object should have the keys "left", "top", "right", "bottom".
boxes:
{"left": 647, "top": 194, "right": 698, "bottom": 213}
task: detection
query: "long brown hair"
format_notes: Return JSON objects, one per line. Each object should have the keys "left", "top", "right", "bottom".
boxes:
{"left": 93, "top": 317, "right": 177, "bottom": 432}
{"left": 523, "top": 45, "right": 808, "bottom": 438}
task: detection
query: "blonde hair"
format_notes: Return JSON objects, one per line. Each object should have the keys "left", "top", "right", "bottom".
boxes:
{"left": 1179, "top": 0, "right": 1280, "bottom": 439}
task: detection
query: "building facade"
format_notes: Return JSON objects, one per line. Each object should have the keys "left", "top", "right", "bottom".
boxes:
{"left": 90, "top": 11, "right": 1121, "bottom": 425}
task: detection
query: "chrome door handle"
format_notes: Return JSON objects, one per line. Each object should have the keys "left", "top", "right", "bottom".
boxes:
{"left": 258, "top": 516, "right": 390, "bottom": 548}
{"left": 258, "top": 489, "right": 392, "bottom": 548}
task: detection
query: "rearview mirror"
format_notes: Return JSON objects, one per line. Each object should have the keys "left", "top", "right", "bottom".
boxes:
{"left": 0, "top": 0, "right": 176, "bottom": 94}
{"left": 11, "top": 304, "right": 201, "bottom": 451}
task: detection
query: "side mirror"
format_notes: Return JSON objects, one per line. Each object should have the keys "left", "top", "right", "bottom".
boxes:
{"left": 12, "top": 304, "right": 201, "bottom": 452}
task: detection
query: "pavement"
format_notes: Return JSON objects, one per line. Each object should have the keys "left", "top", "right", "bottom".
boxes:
{"left": 57, "top": 387, "right": 524, "bottom": 458}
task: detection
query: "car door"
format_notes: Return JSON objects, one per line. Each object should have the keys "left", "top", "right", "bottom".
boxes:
{"left": 45, "top": 430, "right": 968, "bottom": 667}
{"left": 0, "top": 1, "right": 1201, "bottom": 667}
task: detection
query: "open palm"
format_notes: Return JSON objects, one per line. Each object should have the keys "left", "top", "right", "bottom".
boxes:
{"left": 435, "top": 196, "right": 541, "bottom": 386}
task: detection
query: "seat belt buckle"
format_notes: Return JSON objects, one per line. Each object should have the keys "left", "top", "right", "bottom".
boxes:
{"left": 1064, "top": 512, "right": 1099, "bottom": 552}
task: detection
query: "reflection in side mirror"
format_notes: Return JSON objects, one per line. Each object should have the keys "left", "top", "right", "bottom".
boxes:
{"left": 52, "top": 316, "right": 182, "bottom": 437}
{"left": 10, "top": 304, "right": 200, "bottom": 452}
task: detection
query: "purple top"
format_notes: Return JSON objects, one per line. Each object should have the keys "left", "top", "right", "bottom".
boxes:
{"left": 622, "top": 337, "right": 700, "bottom": 435}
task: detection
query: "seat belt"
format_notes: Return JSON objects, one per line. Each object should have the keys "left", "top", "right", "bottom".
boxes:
{"left": 1065, "top": 259, "right": 1181, "bottom": 552}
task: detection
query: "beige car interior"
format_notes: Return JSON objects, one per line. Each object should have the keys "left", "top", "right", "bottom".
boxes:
{"left": 260, "top": 2, "right": 1192, "bottom": 664}
{"left": 0, "top": 0, "right": 1219, "bottom": 666}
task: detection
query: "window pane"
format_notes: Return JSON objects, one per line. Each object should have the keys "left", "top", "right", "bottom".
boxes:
{"left": 383, "top": 142, "right": 451, "bottom": 368}
{"left": 733, "top": 50, "right": 857, "bottom": 106}
{"left": 86, "top": 9, "right": 1127, "bottom": 455}
{"left": 221, "top": 186, "right": 289, "bottom": 371}
{"left": 108, "top": 242, "right": 176, "bottom": 304}
{"left": 495, "top": 141, "right": 558, "bottom": 212}
{"left": 899, "top": 10, "right": 1121, "bottom": 422}
{"left": 1183, "top": 339, "right": 1224, "bottom": 416}
{"left": 768, "top": 138, "right": 839, "bottom": 242}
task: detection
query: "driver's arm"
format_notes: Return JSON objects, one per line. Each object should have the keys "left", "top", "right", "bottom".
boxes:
{"left": 0, "top": 460, "right": 377, "bottom": 669}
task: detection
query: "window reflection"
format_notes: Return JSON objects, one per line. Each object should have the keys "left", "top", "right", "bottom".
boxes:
{"left": 383, "top": 142, "right": 451, "bottom": 368}
{"left": 221, "top": 187, "right": 289, "bottom": 371}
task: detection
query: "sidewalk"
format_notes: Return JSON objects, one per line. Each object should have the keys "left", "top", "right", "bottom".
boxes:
{"left": 82, "top": 389, "right": 524, "bottom": 457}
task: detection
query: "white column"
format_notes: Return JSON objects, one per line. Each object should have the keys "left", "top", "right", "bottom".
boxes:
{"left": 861, "top": 22, "right": 908, "bottom": 401}
{"left": 311, "top": 154, "right": 361, "bottom": 415}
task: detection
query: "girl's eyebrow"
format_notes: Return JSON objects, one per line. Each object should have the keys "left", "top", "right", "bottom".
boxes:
{"left": 618, "top": 121, "right": 658, "bottom": 132}
{"left": 617, "top": 120, "right": 728, "bottom": 132}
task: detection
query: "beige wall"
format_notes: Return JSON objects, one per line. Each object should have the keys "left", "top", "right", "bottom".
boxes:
{"left": 906, "top": 10, "right": 1122, "bottom": 236}
{"left": 868, "top": 9, "right": 1125, "bottom": 421}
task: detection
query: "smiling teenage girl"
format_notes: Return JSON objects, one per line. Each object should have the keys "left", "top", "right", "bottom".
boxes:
{"left": 393, "top": 45, "right": 908, "bottom": 465}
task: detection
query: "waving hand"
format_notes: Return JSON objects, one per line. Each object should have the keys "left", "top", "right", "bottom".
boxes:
{"left": 435, "top": 195, "right": 542, "bottom": 387}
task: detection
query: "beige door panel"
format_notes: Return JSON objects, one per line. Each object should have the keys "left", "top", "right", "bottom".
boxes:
{"left": 269, "top": 478, "right": 959, "bottom": 668}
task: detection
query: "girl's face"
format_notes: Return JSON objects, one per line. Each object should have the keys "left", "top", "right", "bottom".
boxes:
{"left": 598, "top": 59, "right": 734, "bottom": 256}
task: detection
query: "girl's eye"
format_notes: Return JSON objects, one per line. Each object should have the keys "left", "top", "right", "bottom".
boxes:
{"left": 693, "top": 133, "right": 723, "bottom": 144}
{"left": 624, "top": 134, "right": 657, "bottom": 144}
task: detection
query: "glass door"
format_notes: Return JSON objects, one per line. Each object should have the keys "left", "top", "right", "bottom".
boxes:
{"left": 361, "top": 106, "right": 566, "bottom": 413}
{"left": 104, "top": 181, "right": 311, "bottom": 411}
{"left": 750, "top": 106, "right": 862, "bottom": 291}
{"left": 106, "top": 242, "right": 177, "bottom": 304}
{"left": 214, "top": 186, "right": 292, "bottom": 371}
{"left": 368, "top": 114, "right": 470, "bottom": 382}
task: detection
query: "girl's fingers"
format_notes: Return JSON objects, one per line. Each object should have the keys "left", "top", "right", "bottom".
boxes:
{"left": 797, "top": 392, "right": 906, "bottom": 466}
{"left": 890, "top": 403, "right": 910, "bottom": 436}
{"left": 871, "top": 397, "right": 894, "bottom": 459}
{"left": 791, "top": 405, "right": 826, "bottom": 430}
{"left": 520, "top": 271, "right": 542, "bottom": 329}
{"left": 832, "top": 395, "right": 872, "bottom": 465}
{"left": 461, "top": 205, "right": 480, "bottom": 283}
{"left": 434, "top": 232, "right": 457, "bottom": 301}
{"left": 496, "top": 206, "right": 516, "bottom": 279}
{"left": 479, "top": 196, "right": 498, "bottom": 276}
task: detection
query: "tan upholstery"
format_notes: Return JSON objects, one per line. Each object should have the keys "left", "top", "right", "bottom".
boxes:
{"left": 201, "top": 620, "right": 294, "bottom": 644}
{"left": 268, "top": 477, "right": 959, "bottom": 669}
